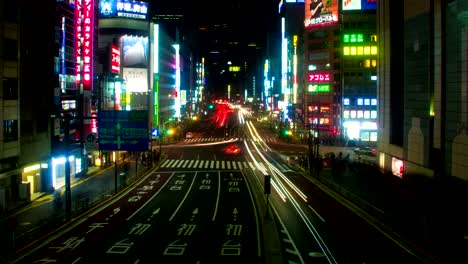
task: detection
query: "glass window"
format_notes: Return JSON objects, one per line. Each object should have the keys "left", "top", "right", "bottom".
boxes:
{"left": 357, "top": 98, "right": 363, "bottom": 105}
{"left": 2, "top": 78, "right": 18, "bottom": 100}
{"left": 343, "top": 98, "right": 350, "bottom": 105}
{"left": 343, "top": 110, "right": 350, "bottom": 118}
{"left": 364, "top": 98, "right": 370, "bottom": 105}
{"left": 364, "top": 111, "right": 370, "bottom": 119}
{"left": 350, "top": 110, "right": 356, "bottom": 118}
{"left": 371, "top": 110, "right": 377, "bottom": 119}
{"left": 357, "top": 111, "right": 363, "bottom": 118}
{"left": 361, "top": 131, "right": 370, "bottom": 141}
{"left": 371, "top": 98, "right": 377, "bottom": 105}
{"left": 370, "top": 132, "right": 378, "bottom": 141}
{"left": 3, "top": 120, "right": 18, "bottom": 142}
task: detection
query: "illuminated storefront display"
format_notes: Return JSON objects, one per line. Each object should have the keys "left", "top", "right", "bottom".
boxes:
{"left": 76, "top": 0, "right": 94, "bottom": 91}
{"left": 305, "top": 0, "right": 339, "bottom": 28}
{"left": 52, "top": 155, "right": 82, "bottom": 189}
{"left": 308, "top": 84, "right": 330, "bottom": 92}
{"left": 99, "top": 0, "right": 148, "bottom": 20}
{"left": 308, "top": 73, "right": 330, "bottom": 82}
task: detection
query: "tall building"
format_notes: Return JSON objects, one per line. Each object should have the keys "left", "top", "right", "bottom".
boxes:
{"left": 377, "top": 0, "right": 468, "bottom": 181}
{"left": 303, "top": 0, "right": 341, "bottom": 143}
{"left": 340, "top": 1, "right": 378, "bottom": 143}
{"left": 0, "top": 0, "right": 57, "bottom": 209}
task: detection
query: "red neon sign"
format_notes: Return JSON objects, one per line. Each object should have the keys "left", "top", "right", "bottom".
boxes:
{"left": 308, "top": 73, "right": 330, "bottom": 82}
{"left": 75, "top": 0, "right": 94, "bottom": 90}
{"left": 111, "top": 45, "right": 120, "bottom": 73}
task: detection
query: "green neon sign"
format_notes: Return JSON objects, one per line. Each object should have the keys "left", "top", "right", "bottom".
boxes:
{"left": 343, "top": 34, "right": 364, "bottom": 43}
{"left": 308, "top": 84, "right": 330, "bottom": 93}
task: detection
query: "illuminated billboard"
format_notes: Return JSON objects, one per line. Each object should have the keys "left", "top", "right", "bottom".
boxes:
{"left": 121, "top": 35, "right": 148, "bottom": 68}
{"left": 342, "top": 0, "right": 377, "bottom": 11}
{"left": 305, "top": 0, "right": 339, "bottom": 28}
{"left": 123, "top": 68, "right": 148, "bottom": 93}
{"left": 99, "top": 0, "right": 148, "bottom": 20}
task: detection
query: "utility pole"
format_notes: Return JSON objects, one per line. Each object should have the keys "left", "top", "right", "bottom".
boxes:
{"left": 64, "top": 115, "right": 72, "bottom": 221}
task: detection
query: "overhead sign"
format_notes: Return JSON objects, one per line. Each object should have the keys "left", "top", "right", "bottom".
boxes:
{"left": 98, "top": 110, "right": 149, "bottom": 151}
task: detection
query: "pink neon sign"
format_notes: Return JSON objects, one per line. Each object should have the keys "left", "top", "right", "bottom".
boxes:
{"left": 308, "top": 73, "right": 330, "bottom": 82}
{"left": 75, "top": 0, "right": 94, "bottom": 91}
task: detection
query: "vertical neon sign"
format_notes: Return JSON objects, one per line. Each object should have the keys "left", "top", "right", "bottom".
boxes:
{"left": 76, "top": 0, "right": 94, "bottom": 91}
{"left": 173, "top": 44, "right": 181, "bottom": 118}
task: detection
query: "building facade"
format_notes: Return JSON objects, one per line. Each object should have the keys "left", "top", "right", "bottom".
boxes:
{"left": 377, "top": 0, "right": 468, "bottom": 181}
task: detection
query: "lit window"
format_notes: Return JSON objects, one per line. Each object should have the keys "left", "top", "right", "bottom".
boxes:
{"left": 371, "top": 110, "right": 377, "bottom": 119}
{"left": 343, "top": 110, "right": 350, "bottom": 118}
{"left": 343, "top": 98, "right": 350, "bottom": 105}
{"left": 361, "top": 131, "right": 370, "bottom": 141}
{"left": 371, "top": 59, "right": 377, "bottom": 67}
{"left": 371, "top": 46, "right": 378, "bottom": 55}
{"left": 357, "top": 46, "right": 363, "bottom": 55}
{"left": 370, "top": 132, "right": 378, "bottom": 141}
{"left": 371, "top": 99, "right": 377, "bottom": 105}
{"left": 320, "top": 106, "right": 330, "bottom": 113}
{"left": 320, "top": 118, "right": 330, "bottom": 124}
{"left": 371, "top": 35, "right": 377, "bottom": 42}
{"left": 350, "top": 34, "right": 357, "bottom": 42}
{"left": 357, "top": 98, "right": 363, "bottom": 105}
{"left": 343, "top": 47, "right": 350, "bottom": 55}
{"left": 350, "top": 110, "right": 356, "bottom": 118}
{"left": 351, "top": 47, "right": 357, "bottom": 55}
{"left": 364, "top": 98, "right": 370, "bottom": 105}
{"left": 364, "top": 59, "right": 370, "bottom": 67}
{"left": 357, "top": 111, "right": 363, "bottom": 118}
{"left": 364, "top": 46, "right": 371, "bottom": 55}
{"left": 364, "top": 111, "right": 370, "bottom": 119}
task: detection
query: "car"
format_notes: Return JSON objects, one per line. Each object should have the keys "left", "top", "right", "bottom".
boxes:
{"left": 185, "top": 132, "right": 194, "bottom": 139}
{"left": 353, "top": 147, "right": 377, "bottom": 156}
{"left": 224, "top": 145, "right": 241, "bottom": 155}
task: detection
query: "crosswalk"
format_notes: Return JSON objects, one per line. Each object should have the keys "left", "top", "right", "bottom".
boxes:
{"left": 183, "top": 137, "right": 278, "bottom": 143}
{"left": 159, "top": 159, "right": 291, "bottom": 172}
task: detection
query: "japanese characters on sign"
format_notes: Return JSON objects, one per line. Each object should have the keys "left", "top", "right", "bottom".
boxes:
{"left": 75, "top": 0, "right": 94, "bottom": 91}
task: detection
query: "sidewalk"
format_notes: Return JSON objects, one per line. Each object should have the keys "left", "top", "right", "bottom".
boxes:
{"left": 259, "top": 124, "right": 468, "bottom": 263}
{"left": 0, "top": 154, "right": 160, "bottom": 263}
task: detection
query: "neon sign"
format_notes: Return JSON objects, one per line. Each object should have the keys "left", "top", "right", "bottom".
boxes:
{"left": 111, "top": 45, "right": 120, "bottom": 73}
{"left": 75, "top": 0, "right": 94, "bottom": 91}
{"left": 308, "top": 84, "right": 330, "bottom": 93}
{"left": 343, "top": 34, "right": 364, "bottom": 43}
{"left": 308, "top": 73, "right": 330, "bottom": 82}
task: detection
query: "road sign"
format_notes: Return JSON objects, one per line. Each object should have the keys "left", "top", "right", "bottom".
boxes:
{"left": 86, "top": 133, "right": 96, "bottom": 143}
{"left": 98, "top": 110, "right": 149, "bottom": 151}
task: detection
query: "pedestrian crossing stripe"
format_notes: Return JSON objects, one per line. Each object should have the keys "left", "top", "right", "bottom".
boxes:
{"left": 183, "top": 137, "right": 278, "bottom": 143}
{"left": 160, "top": 159, "right": 291, "bottom": 172}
